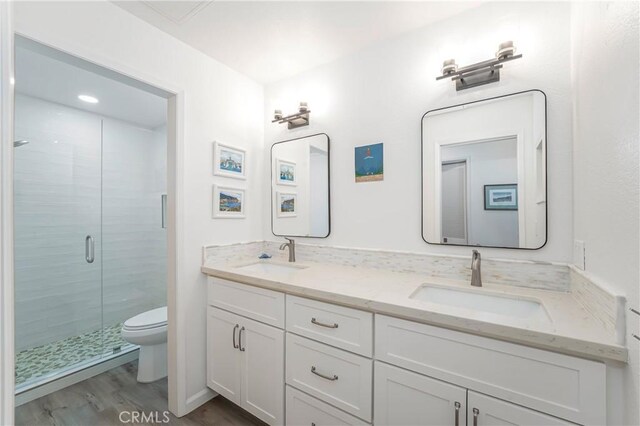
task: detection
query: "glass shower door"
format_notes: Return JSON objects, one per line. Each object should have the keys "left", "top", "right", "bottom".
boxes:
{"left": 13, "top": 94, "right": 104, "bottom": 389}
{"left": 100, "top": 119, "right": 166, "bottom": 355}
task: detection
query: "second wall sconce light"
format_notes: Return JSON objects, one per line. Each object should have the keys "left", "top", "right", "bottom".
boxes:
{"left": 272, "top": 102, "right": 310, "bottom": 129}
{"left": 436, "top": 41, "right": 522, "bottom": 91}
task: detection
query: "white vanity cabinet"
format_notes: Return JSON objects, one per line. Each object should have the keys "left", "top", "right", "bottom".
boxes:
{"left": 374, "top": 362, "right": 467, "bottom": 426}
{"left": 467, "top": 392, "right": 575, "bottom": 426}
{"left": 206, "top": 279, "right": 285, "bottom": 425}
{"left": 374, "top": 361, "right": 575, "bottom": 426}
{"left": 375, "top": 315, "right": 605, "bottom": 425}
{"left": 206, "top": 277, "right": 608, "bottom": 426}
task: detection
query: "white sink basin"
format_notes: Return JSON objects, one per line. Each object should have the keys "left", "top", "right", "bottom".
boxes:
{"left": 234, "top": 261, "right": 307, "bottom": 276}
{"left": 410, "top": 284, "right": 552, "bottom": 327}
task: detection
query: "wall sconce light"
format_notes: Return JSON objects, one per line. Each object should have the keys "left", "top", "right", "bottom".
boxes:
{"left": 272, "top": 102, "right": 310, "bottom": 129}
{"left": 436, "top": 41, "right": 522, "bottom": 91}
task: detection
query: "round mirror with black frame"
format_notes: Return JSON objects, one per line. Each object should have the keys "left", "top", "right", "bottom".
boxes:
{"left": 421, "top": 90, "right": 547, "bottom": 250}
{"left": 271, "top": 133, "right": 331, "bottom": 238}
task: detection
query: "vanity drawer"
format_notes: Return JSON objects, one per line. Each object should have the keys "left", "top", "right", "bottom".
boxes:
{"left": 375, "top": 315, "right": 605, "bottom": 425}
{"left": 286, "top": 386, "right": 368, "bottom": 426}
{"left": 208, "top": 278, "right": 285, "bottom": 328}
{"left": 286, "top": 333, "right": 372, "bottom": 422}
{"left": 286, "top": 295, "right": 373, "bottom": 356}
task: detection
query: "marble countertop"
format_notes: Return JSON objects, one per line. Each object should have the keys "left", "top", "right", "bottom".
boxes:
{"left": 201, "top": 258, "right": 627, "bottom": 363}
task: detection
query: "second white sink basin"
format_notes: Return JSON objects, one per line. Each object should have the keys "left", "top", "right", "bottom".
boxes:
{"left": 410, "top": 284, "right": 552, "bottom": 327}
{"left": 234, "top": 261, "right": 308, "bottom": 276}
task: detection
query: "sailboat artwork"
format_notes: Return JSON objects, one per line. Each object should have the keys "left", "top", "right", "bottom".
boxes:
{"left": 355, "top": 143, "right": 384, "bottom": 182}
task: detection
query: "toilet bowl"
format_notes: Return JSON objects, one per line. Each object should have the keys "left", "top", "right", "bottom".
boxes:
{"left": 121, "top": 306, "right": 167, "bottom": 383}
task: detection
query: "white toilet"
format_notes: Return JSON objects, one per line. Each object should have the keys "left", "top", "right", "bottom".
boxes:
{"left": 121, "top": 306, "right": 168, "bottom": 383}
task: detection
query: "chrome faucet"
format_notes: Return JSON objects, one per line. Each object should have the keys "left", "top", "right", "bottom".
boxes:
{"left": 471, "top": 250, "right": 482, "bottom": 287}
{"left": 279, "top": 237, "right": 296, "bottom": 262}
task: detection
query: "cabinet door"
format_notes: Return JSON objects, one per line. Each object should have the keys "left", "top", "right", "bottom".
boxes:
{"left": 374, "top": 361, "right": 467, "bottom": 426}
{"left": 206, "top": 307, "right": 242, "bottom": 405}
{"left": 468, "top": 391, "right": 575, "bottom": 426}
{"left": 240, "top": 316, "right": 285, "bottom": 425}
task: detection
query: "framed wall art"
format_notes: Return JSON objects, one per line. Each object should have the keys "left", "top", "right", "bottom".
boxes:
{"left": 213, "top": 185, "right": 246, "bottom": 218}
{"left": 213, "top": 141, "right": 246, "bottom": 180}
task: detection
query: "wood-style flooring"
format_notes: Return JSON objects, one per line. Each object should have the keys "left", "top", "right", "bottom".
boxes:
{"left": 15, "top": 361, "right": 266, "bottom": 426}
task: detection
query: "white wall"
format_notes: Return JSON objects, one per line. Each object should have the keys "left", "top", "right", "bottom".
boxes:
{"left": 571, "top": 2, "right": 640, "bottom": 425}
{"left": 263, "top": 2, "right": 573, "bottom": 263}
{"left": 13, "top": 0, "right": 264, "bottom": 415}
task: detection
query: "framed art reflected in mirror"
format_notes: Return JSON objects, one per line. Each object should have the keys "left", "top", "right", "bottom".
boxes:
{"left": 271, "top": 133, "right": 330, "bottom": 238}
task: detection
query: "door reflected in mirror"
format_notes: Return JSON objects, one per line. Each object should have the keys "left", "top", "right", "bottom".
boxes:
{"left": 422, "top": 91, "right": 547, "bottom": 249}
{"left": 271, "top": 133, "right": 330, "bottom": 238}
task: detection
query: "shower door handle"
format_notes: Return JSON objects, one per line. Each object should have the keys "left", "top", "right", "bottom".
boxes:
{"left": 85, "top": 235, "right": 95, "bottom": 264}
{"left": 161, "top": 194, "right": 167, "bottom": 229}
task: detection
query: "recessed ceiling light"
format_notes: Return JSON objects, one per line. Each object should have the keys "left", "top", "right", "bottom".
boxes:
{"left": 78, "top": 94, "right": 99, "bottom": 104}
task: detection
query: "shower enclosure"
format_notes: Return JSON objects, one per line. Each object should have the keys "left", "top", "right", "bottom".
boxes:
{"left": 13, "top": 38, "right": 167, "bottom": 392}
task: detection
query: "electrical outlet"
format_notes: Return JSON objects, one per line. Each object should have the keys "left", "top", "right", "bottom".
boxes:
{"left": 573, "top": 240, "right": 585, "bottom": 270}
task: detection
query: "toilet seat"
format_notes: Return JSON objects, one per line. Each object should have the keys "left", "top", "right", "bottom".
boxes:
{"left": 123, "top": 306, "right": 167, "bottom": 331}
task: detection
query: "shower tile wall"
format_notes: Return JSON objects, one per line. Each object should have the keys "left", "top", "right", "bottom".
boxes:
{"left": 14, "top": 94, "right": 166, "bottom": 353}
{"left": 102, "top": 120, "right": 166, "bottom": 328}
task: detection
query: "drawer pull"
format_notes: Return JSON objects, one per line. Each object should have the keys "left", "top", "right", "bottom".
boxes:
{"left": 239, "top": 326, "right": 246, "bottom": 352}
{"left": 454, "top": 402, "right": 461, "bottom": 426}
{"left": 232, "top": 324, "right": 239, "bottom": 349}
{"left": 473, "top": 408, "right": 479, "bottom": 426}
{"left": 311, "top": 317, "right": 339, "bottom": 329}
{"left": 311, "top": 366, "right": 338, "bottom": 381}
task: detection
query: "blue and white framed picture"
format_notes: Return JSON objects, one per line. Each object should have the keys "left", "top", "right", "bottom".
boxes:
{"left": 484, "top": 184, "right": 518, "bottom": 210}
{"left": 213, "top": 141, "right": 246, "bottom": 180}
{"left": 276, "top": 159, "right": 297, "bottom": 186}
{"left": 355, "top": 142, "right": 383, "bottom": 182}
{"left": 276, "top": 192, "right": 297, "bottom": 217}
{"left": 213, "top": 185, "right": 245, "bottom": 218}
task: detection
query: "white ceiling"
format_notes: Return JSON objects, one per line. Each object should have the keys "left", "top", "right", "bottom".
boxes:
{"left": 15, "top": 37, "right": 167, "bottom": 129}
{"left": 114, "top": 1, "right": 481, "bottom": 84}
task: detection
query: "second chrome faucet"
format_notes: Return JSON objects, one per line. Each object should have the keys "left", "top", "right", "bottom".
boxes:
{"left": 279, "top": 237, "right": 296, "bottom": 262}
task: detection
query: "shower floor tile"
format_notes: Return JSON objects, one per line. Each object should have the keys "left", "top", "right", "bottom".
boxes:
{"left": 15, "top": 323, "right": 130, "bottom": 387}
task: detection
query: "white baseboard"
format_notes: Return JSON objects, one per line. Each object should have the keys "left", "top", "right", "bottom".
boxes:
{"left": 183, "top": 387, "right": 217, "bottom": 415}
